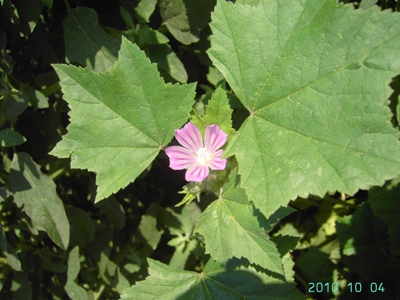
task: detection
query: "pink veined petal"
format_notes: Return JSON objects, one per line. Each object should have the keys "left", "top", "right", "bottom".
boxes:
{"left": 208, "top": 149, "right": 227, "bottom": 170}
{"left": 175, "top": 122, "right": 203, "bottom": 153}
{"left": 185, "top": 164, "right": 209, "bottom": 182}
{"left": 204, "top": 124, "right": 228, "bottom": 154}
{"left": 165, "top": 146, "right": 197, "bottom": 170}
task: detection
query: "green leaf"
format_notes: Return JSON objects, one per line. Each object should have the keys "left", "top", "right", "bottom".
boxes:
{"left": 195, "top": 170, "right": 284, "bottom": 275}
{"left": 210, "top": 0, "right": 400, "bottom": 217}
{"left": 369, "top": 177, "right": 400, "bottom": 252}
{"left": 15, "top": 0, "right": 44, "bottom": 34}
{"left": 120, "top": 5, "right": 134, "bottom": 28}
{"left": 41, "top": 0, "right": 52, "bottom": 8}
{"left": 148, "top": 44, "right": 188, "bottom": 83}
{"left": 9, "top": 152, "right": 70, "bottom": 250}
{"left": 0, "top": 129, "right": 26, "bottom": 147}
{"left": 359, "top": 0, "right": 378, "bottom": 10}
{"left": 0, "top": 224, "right": 21, "bottom": 271}
{"left": 51, "top": 38, "right": 195, "bottom": 202}
{"left": 11, "top": 268, "right": 32, "bottom": 300}
{"left": 0, "top": 93, "right": 28, "bottom": 124}
{"left": 134, "top": 0, "right": 157, "bottom": 23}
{"left": 66, "top": 206, "right": 95, "bottom": 247}
{"left": 95, "top": 195, "right": 126, "bottom": 230}
{"left": 64, "top": 6, "right": 120, "bottom": 73}
{"left": 336, "top": 202, "right": 393, "bottom": 277}
{"left": 65, "top": 247, "right": 88, "bottom": 300}
{"left": 19, "top": 84, "right": 49, "bottom": 109}
{"left": 159, "top": 0, "right": 216, "bottom": 45}
{"left": 120, "top": 258, "right": 303, "bottom": 299}
{"left": 137, "top": 204, "right": 162, "bottom": 257}
{"left": 295, "top": 247, "right": 337, "bottom": 284}
{"left": 192, "top": 86, "right": 235, "bottom": 139}
{"left": 139, "top": 27, "right": 169, "bottom": 45}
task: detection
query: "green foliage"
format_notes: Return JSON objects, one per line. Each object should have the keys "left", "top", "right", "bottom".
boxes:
{"left": 121, "top": 258, "right": 303, "bottom": 299}
{"left": 369, "top": 177, "right": 400, "bottom": 252}
{"left": 195, "top": 170, "right": 284, "bottom": 275}
{"left": 51, "top": 38, "right": 196, "bottom": 201}
{"left": 0, "top": 129, "right": 26, "bottom": 147}
{"left": 191, "top": 86, "right": 235, "bottom": 139}
{"left": 1, "top": 0, "right": 400, "bottom": 299}
{"left": 212, "top": 0, "right": 400, "bottom": 217}
{"left": 9, "top": 153, "right": 70, "bottom": 250}
{"left": 159, "top": 0, "right": 216, "bottom": 45}
{"left": 65, "top": 247, "right": 87, "bottom": 300}
{"left": 64, "top": 7, "right": 120, "bottom": 73}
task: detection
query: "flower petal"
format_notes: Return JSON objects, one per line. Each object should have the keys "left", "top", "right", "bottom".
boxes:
{"left": 205, "top": 124, "right": 228, "bottom": 154}
{"left": 208, "top": 150, "right": 227, "bottom": 170}
{"left": 185, "top": 164, "right": 209, "bottom": 182}
{"left": 165, "top": 146, "right": 197, "bottom": 170}
{"left": 175, "top": 122, "right": 203, "bottom": 153}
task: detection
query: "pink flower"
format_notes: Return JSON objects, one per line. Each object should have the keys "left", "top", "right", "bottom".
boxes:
{"left": 165, "top": 122, "right": 228, "bottom": 182}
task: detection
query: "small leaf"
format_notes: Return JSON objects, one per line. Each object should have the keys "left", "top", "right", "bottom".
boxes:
{"left": 95, "top": 196, "right": 126, "bottom": 230}
{"left": 51, "top": 38, "right": 195, "bottom": 201}
{"left": 15, "top": 0, "right": 44, "bottom": 34}
{"left": 9, "top": 152, "right": 70, "bottom": 250}
{"left": 134, "top": 0, "right": 157, "bottom": 23}
{"left": 0, "top": 93, "right": 28, "bottom": 124}
{"left": 202, "top": 86, "right": 235, "bottom": 139}
{"left": 19, "top": 84, "right": 48, "bottom": 109}
{"left": 195, "top": 170, "right": 284, "bottom": 275}
{"left": 139, "top": 27, "right": 169, "bottom": 45}
{"left": 0, "top": 129, "right": 26, "bottom": 147}
{"left": 148, "top": 44, "right": 188, "bottom": 83}
{"left": 64, "top": 6, "right": 120, "bottom": 73}
{"left": 66, "top": 206, "right": 95, "bottom": 247}
{"left": 159, "top": 0, "right": 216, "bottom": 45}
{"left": 120, "top": 5, "right": 134, "bottom": 28}
{"left": 0, "top": 224, "right": 21, "bottom": 271}
{"left": 65, "top": 247, "right": 88, "bottom": 300}
{"left": 336, "top": 203, "right": 393, "bottom": 277}
{"left": 369, "top": 177, "right": 400, "bottom": 252}
{"left": 11, "top": 268, "right": 32, "bottom": 299}
{"left": 137, "top": 204, "right": 162, "bottom": 256}
{"left": 295, "top": 247, "right": 337, "bottom": 284}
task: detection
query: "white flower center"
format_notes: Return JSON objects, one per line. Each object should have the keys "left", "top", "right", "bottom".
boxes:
{"left": 196, "top": 147, "right": 212, "bottom": 165}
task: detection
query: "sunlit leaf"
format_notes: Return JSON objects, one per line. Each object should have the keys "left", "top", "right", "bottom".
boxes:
{"left": 135, "top": 0, "right": 157, "bottom": 23}
{"left": 195, "top": 170, "right": 283, "bottom": 275}
{"left": 51, "top": 38, "right": 195, "bottom": 201}
{"left": 159, "top": 0, "right": 216, "bottom": 45}
{"left": 120, "top": 258, "right": 303, "bottom": 299}
{"left": 0, "top": 129, "right": 26, "bottom": 147}
{"left": 210, "top": 0, "right": 400, "bottom": 217}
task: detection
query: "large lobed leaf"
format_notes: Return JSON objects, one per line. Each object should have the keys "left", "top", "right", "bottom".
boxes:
{"left": 209, "top": 0, "right": 400, "bottom": 217}
{"left": 120, "top": 258, "right": 303, "bottom": 299}
{"left": 51, "top": 38, "right": 195, "bottom": 202}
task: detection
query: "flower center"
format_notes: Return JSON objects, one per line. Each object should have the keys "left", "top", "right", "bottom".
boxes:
{"left": 196, "top": 147, "right": 212, "bottom": 165}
